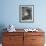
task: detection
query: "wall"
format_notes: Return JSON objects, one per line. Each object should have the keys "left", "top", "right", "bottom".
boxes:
{"left": 0, "top": 0, "right": 46, "bottom": 29}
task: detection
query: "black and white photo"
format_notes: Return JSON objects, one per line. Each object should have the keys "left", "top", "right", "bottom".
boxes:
{"left": 19, "top": 5, "right": 34, "bottom": 23}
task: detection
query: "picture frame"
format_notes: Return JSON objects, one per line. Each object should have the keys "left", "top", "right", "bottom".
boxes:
{"left": 19, "top": 5, "right": 34, "bottom": 23}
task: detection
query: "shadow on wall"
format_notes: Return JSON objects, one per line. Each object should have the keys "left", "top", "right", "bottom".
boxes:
{"left": 0, "top": 24, "right": 7, "bottom": 43}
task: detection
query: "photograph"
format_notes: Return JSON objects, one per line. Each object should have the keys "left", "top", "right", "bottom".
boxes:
{"left": 19, "top": 5, "right": 34, "bottom": 23}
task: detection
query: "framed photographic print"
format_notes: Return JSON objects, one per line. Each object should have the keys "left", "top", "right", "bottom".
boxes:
{"left": 19, "top": 5, "right": 34, "bottom": 23}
